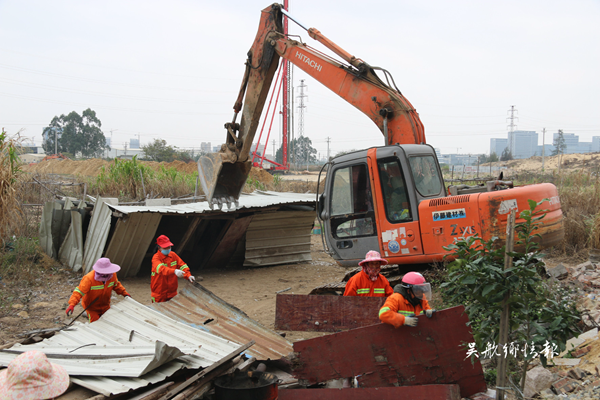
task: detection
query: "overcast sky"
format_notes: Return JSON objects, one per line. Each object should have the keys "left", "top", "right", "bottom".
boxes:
{"left": 1, "top": 0, "right": 599, "bottom": 159}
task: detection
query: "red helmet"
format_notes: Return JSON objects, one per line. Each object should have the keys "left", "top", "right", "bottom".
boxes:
{"left": 402, "top": 272, "right": 426, "bottom": 285}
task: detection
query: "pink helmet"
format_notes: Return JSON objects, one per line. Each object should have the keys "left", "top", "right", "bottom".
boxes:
{"left": 402, "top": 271, "right": 426, "bottom": 285}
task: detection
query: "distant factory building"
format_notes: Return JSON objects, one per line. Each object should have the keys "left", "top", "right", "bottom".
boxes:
{"left": 490, "top": 138, "right": 508, "bottom": 157}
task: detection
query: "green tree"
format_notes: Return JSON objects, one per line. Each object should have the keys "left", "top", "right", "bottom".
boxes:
{"left": 489, "top": 152, "right": 499, "bottom": 163}
{"left": 276, "top": 136, "right": 317, "bottom": 166}
{"left": 142, "top": 139, "right": 177, "bottom": 162}
{"left": 552, "top": 129, "right": 566, "bottom": 156}
{"left": 441, "top": 199, "right": 580, "bottom": 393}
{"left": 42, "top": 109, "right": 107, "bottom": 157}
{"left": 500, "top": 147, "right": 513, "bottom": 161}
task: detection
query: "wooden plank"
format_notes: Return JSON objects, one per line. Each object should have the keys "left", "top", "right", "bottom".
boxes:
{"left": 292, "top": 306, "right": 486, "bottom": 399}
{"left": 275, "top": 294, "right": 385, "bottom": 332}
{"left": 278, "top": 384, "right": 461, "bottom": 400}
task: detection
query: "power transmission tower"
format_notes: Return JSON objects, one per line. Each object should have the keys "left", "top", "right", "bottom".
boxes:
{"left": 506, "top": 105, "right": 518, "bottom": 155}
{"left": 326, "top": 136, "right": 331, "bottom": 160}
{"left": 297, "top": 79, "right": 308, "bottom": 170}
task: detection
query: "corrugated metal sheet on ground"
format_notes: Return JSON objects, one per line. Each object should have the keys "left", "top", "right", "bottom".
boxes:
{"left": 82, "top": 197, "right": 118, "bottom": 273}
{"left": 104, "top": 212, "right": 163, "bottom": 277}
{"left": 108, "top": 191, "right": 316, "bottom": 215}
{"left": 150, "top": 284, "right": 293, "bottom": 360}
{"left": 39, "top": 201, "right": 62, "bottom": 257}
{"left": 244, "top": 210, "right": 315, "bottom": 267}
{"left": 0, "top": 298, "right": 241, "bottom": 396}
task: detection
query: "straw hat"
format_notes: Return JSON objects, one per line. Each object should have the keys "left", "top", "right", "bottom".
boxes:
{"left": 358, "top": 250, "right": 389, "bottom": 267}
{"left": 0, "top": 350, "right": 70, "bottom": 399}
{"left": 92, "top": 257, "right": 121, "bottom": 274}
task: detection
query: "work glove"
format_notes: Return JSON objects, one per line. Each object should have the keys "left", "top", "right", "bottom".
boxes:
{"left": 66, "top": 305, "right": 75, "bottom": 316}
{"left": 174, "top": 269, "right": 184, "bottom": 278}
{"left": 188, "top": 276, "right": 195, "bottom": 283}
{"left": 425, "top": 309, "right": 433, "bottom": 318}
{"left": 404, "top": 316, "right": 418, "bottom": 327}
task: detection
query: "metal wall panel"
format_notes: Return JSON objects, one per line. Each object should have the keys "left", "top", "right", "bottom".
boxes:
{"left": 39, "top": 201, "right": 62, "bottom": 257}
{"left": 58, "top": 210, "right": 84, "bottom": 271}
{"left": 104, "top": 212, "right": 162, "bottom": 277}
{"left": 244, "top": 210, "right": 315, "bottom": 267}
{"left": 82, "top": 197, "right": 118, "bottom": 273}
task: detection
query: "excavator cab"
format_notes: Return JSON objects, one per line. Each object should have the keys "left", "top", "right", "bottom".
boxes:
{"left": 318, "top": 144, "right": 446, "bottom": 267}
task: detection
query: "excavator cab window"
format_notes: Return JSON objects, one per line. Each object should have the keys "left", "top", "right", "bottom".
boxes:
{"left": 329, "top": 164, "right": 376, "bottom": 239}
{"left": 378, "top": 159, "right": 412, "bottom": 222}
{"left": 409, "top": 155, "right": 443, "bottom": 197}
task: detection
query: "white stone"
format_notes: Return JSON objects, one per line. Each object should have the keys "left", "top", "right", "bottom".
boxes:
{"left": 523, "top": 366, "right": 554, "bottom": 399}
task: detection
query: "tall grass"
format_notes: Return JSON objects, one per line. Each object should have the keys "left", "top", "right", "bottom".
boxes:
{"left": 0, "top": 129, "right": 24, "bottom": 242}
{"left": 87, "top": 157, "right": 198, "bottom": 201}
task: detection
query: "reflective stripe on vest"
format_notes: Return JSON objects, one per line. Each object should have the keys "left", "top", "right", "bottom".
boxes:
{"left": 356, "top": 288, "right": 370, "bottom": 294}
{"left": 180, "top": 264, "right": 188, "bottom": 271}
{"left": 397, "top": 310, "right": 424, "bottom": 316}
{"left": 156, "top": 263, "right": 167, "bottom": 273}
{"left": 170, "top": 261, "right": 178, "bottom": 267}
{"left": 74, "top": 288, "right": 84, "bottom": 296}
{"left": 373, "top": 288, "right": 386, "bottom": 294}
{"left": 108, "top": 282, "right": 115, "bottom": 288}
{"left": 379, "top": 307, "right": 391, "bottom": 317}
{"left": 90, "top": 285, "right": 104, "bottom": 290}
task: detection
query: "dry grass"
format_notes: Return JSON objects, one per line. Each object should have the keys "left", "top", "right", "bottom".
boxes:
{"left": 515, "top": 170, "right": 600, "bottom": 259}
{"left": 0, "top": 129, "right": 24, "bottom": 242}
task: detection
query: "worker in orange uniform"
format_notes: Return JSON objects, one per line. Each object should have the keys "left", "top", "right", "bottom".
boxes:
{"left": 379, "top": 271, "right": 433, "bottom": 328}
{"left": 344, "top": 250, "right": 393, "bottom": 297}
{"left": 151, "top": 235, "right": 195, "bottom": 303}
{"left": 66, "top": 258, "right": 131, "bottom": 322}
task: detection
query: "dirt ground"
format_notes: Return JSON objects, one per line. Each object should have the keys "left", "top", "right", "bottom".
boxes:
{"left": 0, "top": 235, "right": 347, "bottom": 347}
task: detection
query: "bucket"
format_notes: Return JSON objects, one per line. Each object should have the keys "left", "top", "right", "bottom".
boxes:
{"left": 590, "top": 249, "right": 600, "bottom": 264}
{"left": 214, "top": 370, "right": 279, "bottom": 400}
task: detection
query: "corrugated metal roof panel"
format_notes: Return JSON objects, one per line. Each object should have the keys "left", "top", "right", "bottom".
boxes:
{"left": 150, "top": 284, "right": 293, "bottom": 361}
{"left": 82, "top": 197, "right": 118, "bottom": 273}
{"left": 104, "top": 212, "right": 162, "bottom": 277}
{"left": 0, "top": 298, "right": 240, "bottom": 396}
{"left": 244, "top": 210, "right": 315, "bottom": 267}
{"left": 108, "top": 191, "right": 315, "bottom": 215}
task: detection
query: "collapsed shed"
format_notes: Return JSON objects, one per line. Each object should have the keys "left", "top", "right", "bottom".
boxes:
{"left": 39, "top": 191, "right": 317, "bottom": 276}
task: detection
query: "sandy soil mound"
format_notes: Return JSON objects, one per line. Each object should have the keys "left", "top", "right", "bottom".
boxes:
{"left": 486, "top": 153, "right": 600, "bottom": 173}
{"left": 249, "top": 167, "right": 275, "bottom": 185}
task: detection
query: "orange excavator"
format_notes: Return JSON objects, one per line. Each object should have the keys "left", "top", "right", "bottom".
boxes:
{"left": 198, "top": 3, "right": 564, "bottom": 267}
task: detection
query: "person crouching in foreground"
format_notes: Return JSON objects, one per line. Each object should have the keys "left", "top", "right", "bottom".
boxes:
{"left": 66, "top": 258, "right": 131, "bottom": 322}
{"left": 344, "top": 250, "right": 393, "bottom": 297}
{"left": 151, "top": 234, "right": 195, "bottom": 303}
{"left": 379, "top": 271, "right": 433, "bottom": 328}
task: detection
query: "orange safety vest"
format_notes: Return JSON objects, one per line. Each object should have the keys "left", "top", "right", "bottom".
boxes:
{"left": 343, "top": 270, "right": 393, "bottom": 297}
{"left": 151, "top": 250, "right": 190, "bottom": 303}
{"left": 68, "top": 271, "right": 129, "bottom": 322}
{"left": 379, "top": 292, "right": 431, "bottom": 328}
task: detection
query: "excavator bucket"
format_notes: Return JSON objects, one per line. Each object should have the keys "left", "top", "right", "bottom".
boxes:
{"left": 197, "top": 153, "right": 252, "bottom": 210}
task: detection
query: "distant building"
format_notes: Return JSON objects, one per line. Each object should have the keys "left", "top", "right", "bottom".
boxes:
{"left": 201, "top": 142, "right": 212, "bottom": 153}
{"left": 212, "top": 146, "right": 221, "bottom": 153}
{"left": 508, "top": 131, "right": 538, "bottom": 159}
{"left": 592, "top": 137, "right": 600, "bottom": 152}
{"left": 130, "top": 138, "right": 140, "bottom": 149}
{"left": 490, "top": 138, "right": 508, "bottom": 157}
{"left": 105, "top": 137, "right": 111, "bottom": 148}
